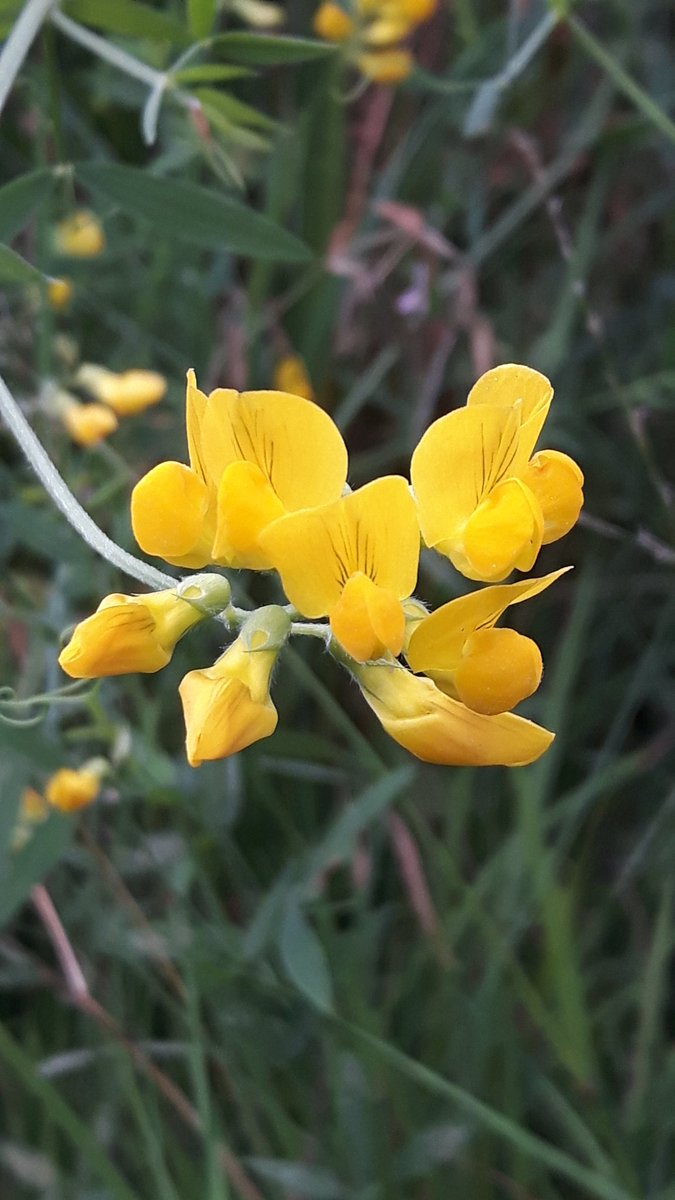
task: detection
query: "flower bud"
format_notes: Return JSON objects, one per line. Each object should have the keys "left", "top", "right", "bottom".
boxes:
{"left": 45, "top": 761, "right": 106, "bottom": 813}
{"left": 59, "top": 589, "right": 205, "bottom": 678}
{"left": 313, "top": 1, "right": 355, "bottom": 40}
{"left": 47, "top": 277, "right": 74, "bottom": 310}
{"left": 77, "top": 364, "right": 167, "bottom": 416}
{"left": 53, "top": 210, "right": 106, "bottom": 258}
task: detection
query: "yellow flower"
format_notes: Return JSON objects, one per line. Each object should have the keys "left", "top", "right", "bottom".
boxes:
{"left": 20, "top": 786, "right": 50, "bottom": 824}
{"left": 47, "top": 277, "right": 73, "bottom": 310}
{"left": 45, "top": 765, "right": 103, "bottom": 813}
{"left": 179, "top": 608, "right": 289, "bottom": 766}
{"left": 53, "top": 210, "right": 106, "bottom": 258}
{"left": 131, "top": 370, "right": 348, "bottom": 571}
{"left": 357, "top": 48, "right": 414, "bottom": 82}
{"left": 62, "top": 400, "right": 118, "bottom": 447}
{"left": 259, "top": 475, "right": 420, "bottom": 662}
{"left": 406, "top": 569, "right": 567, "bottom": 715}
{"left": 77, "top": 365, "right": 167, "bottom": 415}
{"left": 273, "top": 354, "right": 315, "bottom": 402}
{"left": 313, "top": 0, "right": 355, "bottom": 39}
{"left": 59, "top": 589, "right": 206, "bottom": 678}
{"left": 352, "top": 660, "right": 554, "bottom": 766}
{"left": 411, "top": 364, "right": 584, "bottom": 582}
{"left": 230, "top": 0, "right": 285, "bottom": 26}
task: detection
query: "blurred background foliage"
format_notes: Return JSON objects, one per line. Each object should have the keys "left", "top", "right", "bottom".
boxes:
{"left": 1, "top": 0, "right": 675, "bottom": 1197}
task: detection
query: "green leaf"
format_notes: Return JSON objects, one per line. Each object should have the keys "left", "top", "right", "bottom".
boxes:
{"left": 76, "top": 163, "right": 313, "bottom": 263}
{"left": 62, "top": 0, "right": 187, "bottom": 41}
{"left": 209, "top": 32, "right": 334, "bottom": 66}
{"left": 279, "top": 894, "right": 334, "bottom": 1013}
{"left": 0, "top": 169, "right": 55, "bottom": 241}
{"left": 194, "top": 86, "right": 277, "bottom": 130}
{"left": 0, "top": 814, "right": 74, "bottom": 928}
{"left": 187, "top": 0, "right": 217, "bottom": 38}
{"left": 247, "top": 1159, "right": 346, "bottom": 1199}
{"left": 0, "top": 243, "right": 44, "bottom": 285}
{"left": 173, "top": 64, "right": 254, "bottom": 84}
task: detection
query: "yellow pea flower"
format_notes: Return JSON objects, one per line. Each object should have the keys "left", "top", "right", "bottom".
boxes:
{"left": 62, "top": 400, "right": 118, "bottom": 447}
{"left": 357, "top": 48, "right": 414, "bottom": 82}
{"left": 47, "top": 277, "right": 74, "bottom": 310}
{"left": 259, "top": 475, "right": 420, "bottom": 662}
{"left": 53, "top": 209, "right": 106, "bottom": 258}
{"left": 131, "top": 370, "right": 348, "bottom": 571}
{"left": 351, "top": 659, "right": 554, "bottom": 766}
{"left": 20, "top": 786, "right": 50, "bottom": 824}
{"left": 45, "top": 763, "right": 104, "bottom": 813}
{"left": 313, "top": 1, "right": 355, "bottom": 40}
{"left": 406, "top": 569, "right": 568, "bottom": 715}
{"left": 179, "top": 607, "right": 289, "bottom": 766}
{"left": 59, "top": 589, "right": 206, "bottom": 678}
{"left": 411, "top": 364, "right": 584, "bottom": 582}
{"left": 77, "top": 365, "right": 167, "bottom": 416}
{"left": 273, "top": 354, "right": 315, "bottom": 402}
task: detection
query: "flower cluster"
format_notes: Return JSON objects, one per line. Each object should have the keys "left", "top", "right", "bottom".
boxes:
{"left": 59, "top": 364, "right": 583, "bottom": 768}
{"left": 47, "top": 365, "right": 167, "bottom": 447}
{"left": 13, "top": 762, "right": 105, "bottom": 850}
{"left": 313, "top": 0, "right": 437, "bottom": 84}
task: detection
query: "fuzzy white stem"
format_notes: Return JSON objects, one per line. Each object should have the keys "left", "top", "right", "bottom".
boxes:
{"left": 0, "top": 0, "right": 59, "bottom": 116}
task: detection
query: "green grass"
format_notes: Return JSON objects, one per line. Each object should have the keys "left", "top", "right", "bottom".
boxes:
{"left": 2, "top": 0, "right": 675, "bottom": 1196}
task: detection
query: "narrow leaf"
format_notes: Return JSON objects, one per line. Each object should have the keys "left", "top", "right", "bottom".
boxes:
{"left": 279, "top": 895, "right": 334, "bottom": 1013}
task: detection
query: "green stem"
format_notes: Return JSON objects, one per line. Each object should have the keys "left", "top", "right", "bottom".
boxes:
{"left": 0, "top": 0, "right": 59, "bottom": 116}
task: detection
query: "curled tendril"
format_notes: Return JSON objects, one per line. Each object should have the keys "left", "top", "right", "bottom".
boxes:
{"left": 0, "top": 680, "right": 97, "bottom": 727}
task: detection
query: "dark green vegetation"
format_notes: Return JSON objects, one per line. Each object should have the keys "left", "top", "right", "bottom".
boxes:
{"left": 1, "top": 0, "right": 675, "bottom": 1196}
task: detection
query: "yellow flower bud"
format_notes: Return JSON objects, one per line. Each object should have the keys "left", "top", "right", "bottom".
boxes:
{"left": 351, "top": 660, "right": 554, "bottom": 767}
{"left": 20, "top": 786, "right": 49, "bottom": 824}
{"left": 314, "top": 1, "right": 356, "bottom": 41}
{"left": 273, "top": 354, "right": 315, "bottom": 402}
{"left": 59, "top": 590, "right": 205, "bottom": 679}
{"left": 179, "top": 620, "right": 286, "bottom": 766}
{"left": 62, "top": 401, "right": 118, "bottom": 447}
{"left": 230, "top": 0, "right": 285, "bottom": 26}
{"left": 357, "top": 48, "right": 414, "bottom": 83}
{"left": 363, "top": 15, "right": 412, "bottom": 45}
{"left": 395, "top": 0, "right": 437, "bottom": 24}
{"left": 45, "top": 765, "right": 102, "bottom": 813}
{"left": 47, "top": 277, "right": 74, "bottom": 310}
{"left": 77, "top": 365, "right": 167, "bottom": 416}
{"left": 53, "top": 210, "right": 106, "bottom": 258}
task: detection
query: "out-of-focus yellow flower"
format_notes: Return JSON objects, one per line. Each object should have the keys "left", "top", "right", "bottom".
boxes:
{"left": 131, "top": 370, "right": 348, "bottom": 571}
{"left": 45, "top": 764, "right": 103, "bottom": 813}
{"left": 20, "top": 786, "right": 50, "bottom": 824}
{"left": 313, "top": 1, "right": 356, "bottom": 40}
{"left": 179, "top": 608, "right": 289, "bottom": 766}
{"left": 53, "top": 210, "right": 106, "bottom": 259}
{"left": 47, "top": 277, "right": 73, "bottom": 310}
{"left": 59, "top": 589, "right": 206, "bottom": 678}
{"left": 230, "top": 0, "right": 285, "bottom": 26}
{"left": 351, "top": 659, "right": 554, "bottom": 766}
{"left": 77, "top": 364, "right": 167, "bottom": 416}
{"left": 62, "top": 399, "right": 118, "bottom": 447}
{"left": 260, "top": 475, "right": 420, "bottom": 662}
{"left": 273, "top": 354, "right": 315, "bottom": 402}
{"left": 407, "top": 569, "right": 567, "bottom": 715}
{"left": 357, "top": 47, "right": 413, "bottom": 82}
{"left": 411, "top": 364, "right": 584, "bottom": 582}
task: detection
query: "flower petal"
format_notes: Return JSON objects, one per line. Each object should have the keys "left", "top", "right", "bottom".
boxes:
{"left": 260, "top": 476, "right": 419, "bottom": 617}
{"left": 330, "top": 572, "right": 405, "bottom": 662}
{"left": 411, "top": 404, "right": 520, "bottom": 549}
{"left": 131, "top": 461, "right": 213, "bottom": 568}
{"left": 520, "top": 449, "right": 584, "bottom": 544}
{"left": 407, "top": 568, "right": 568, "bottom": 672}
{"left": 212, "top": 460, "right": 286, "bottom": 569}
{"left": 356, "top": 663, "right": 553, "bottom": 766}
{"left": 456, "top": 477, "right": 543, "bottom": 581}
{"left": 452, "top": 627, "right": 543, "bottom": 714}
{"left": 198, "top": 387, "right": 348, "bottom": 509}
{"left": 467, "top": 363, "right": 553, "bottom": 467}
